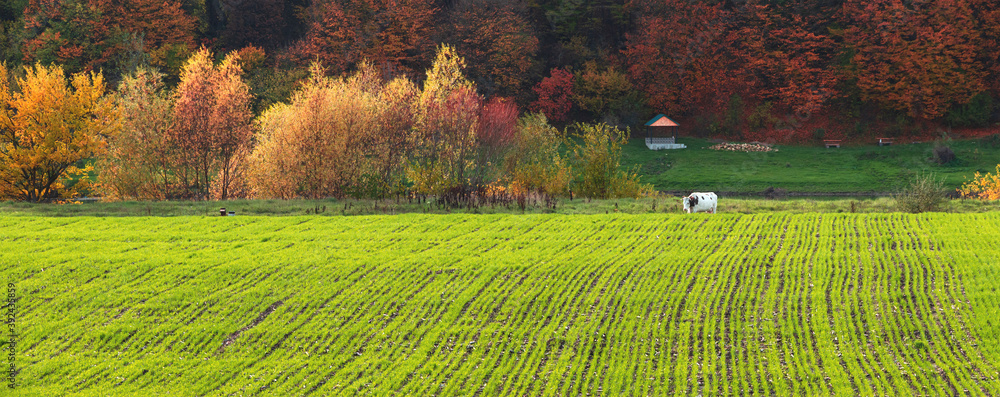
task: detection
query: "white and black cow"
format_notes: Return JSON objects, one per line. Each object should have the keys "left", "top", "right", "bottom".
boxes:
{"left": 682, "top": 192, "right": 718, "bottom": 214}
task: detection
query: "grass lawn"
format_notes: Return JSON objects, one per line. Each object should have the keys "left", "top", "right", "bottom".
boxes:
{"left": 621, "top": 136, "right": 1000, "bottom": 193}
{"left": 1, "top": 196, "right": 997, "bottom": 217}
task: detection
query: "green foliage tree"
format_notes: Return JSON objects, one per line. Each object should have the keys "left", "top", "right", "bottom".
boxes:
{"left": 568, "top": 122, "right": 651, "bottom": 199}
{"left": 505, "top": 112, "right": 571, "bottom": 196}
{"left": 572, "top": 61, "right": 642, "bottom": 124}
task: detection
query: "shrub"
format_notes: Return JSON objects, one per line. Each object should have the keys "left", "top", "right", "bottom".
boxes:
{"left": 748, "top": 101, "right": 777, "bottom": 132}
{"left": 932, "top": 145, "right": 956, "bottom": 165}
{"left": 958, "top": 165, "right": 1000, "bottom": 200}
{"left": 568, "top": 122, "right": 653, "bottom": 199}
{"left": 812, "top": 128, "right": 827, "bottom": 142}
{"left": 894, "top": 173, "right": 946, "bottom": 213}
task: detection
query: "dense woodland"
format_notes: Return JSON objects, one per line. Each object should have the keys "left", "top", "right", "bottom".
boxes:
{"left": 2, "top": 0, "right": 1000, "bottom": 201}
{"left": 4, "top": 0, "right": 1000, "bottom": 133}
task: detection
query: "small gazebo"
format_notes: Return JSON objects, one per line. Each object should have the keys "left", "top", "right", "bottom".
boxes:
{"left": 644, "top": 114, "right": 686, "bottom": 150}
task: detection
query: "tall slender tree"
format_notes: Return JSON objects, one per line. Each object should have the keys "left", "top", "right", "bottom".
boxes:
{"left": 172, "top": 48, "right": 253, "bottom": 199}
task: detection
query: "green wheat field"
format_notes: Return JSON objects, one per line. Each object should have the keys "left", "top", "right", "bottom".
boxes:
{"left": 3, "top": 214, "right": 999, "bottom": 395}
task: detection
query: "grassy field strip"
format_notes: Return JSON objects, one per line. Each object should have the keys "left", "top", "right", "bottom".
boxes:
{"left": 3, "top": 214, "right": 1000, "bottom": 395}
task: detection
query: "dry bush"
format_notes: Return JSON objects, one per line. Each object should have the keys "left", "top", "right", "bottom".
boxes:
{"left": 895, "top": 172, "right": 945, "bottom": 213}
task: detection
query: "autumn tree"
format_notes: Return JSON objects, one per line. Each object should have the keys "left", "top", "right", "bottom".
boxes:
{"left": 959, "top": 164, "right": 1000, "bottom": 201}
{"left": 303, "top": 0, "right": 437, "bottom": 76}
{"left": 409, "top": 44, "right": 482, "bottom": 198}
{"left": 844, "top": 0, "right": 986, "bottom": 120}
{"left": 573, "top": 61, "right": 642, "bottom": 123}
{"left": 447, "top": 0, "right": 539, "bottom": 100}
{"left": 473, "top": 97, "right": 519, "bottom": 187}
{"left": 107, "top": 0, "right": 196, "bottom": 76}
{"left": 529, "top": 67, "right": 574, "bottom": 122}
{"left": 20, "top": 0, "right": 196, "bottom": 77}
{"left": 250, "top": 62, "right": 417, "bottom": 199}
{"left": 567, "top": 122, "right": 650, "bottom": 199}
{"left": 624, "top": 0, "right": 747, "bottom": 116}
{"left": 172, "top": 48, "right": 253, "bottom": 200}
{"left": 96, "top": 67, "right": 178, "bottom": 200}
{"left": 21, "top": 0, "right": 126, "bottom": 74}
{"left": 504, "top": 112, "right": 570, "bottom": 196}
{"left": 0, "top": 62, "right": 112, "bottom": 201}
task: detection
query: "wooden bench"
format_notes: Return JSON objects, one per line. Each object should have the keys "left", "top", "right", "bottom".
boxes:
{"left": 877, "top": 137, "right": 894, "bottom": 146}
{"left": 823, "top": 139, "right": 842, "bottom": 148}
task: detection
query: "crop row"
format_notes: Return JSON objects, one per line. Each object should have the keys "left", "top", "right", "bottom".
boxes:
{"left": 2, "top": 214, "right": 998, "bottom": 395}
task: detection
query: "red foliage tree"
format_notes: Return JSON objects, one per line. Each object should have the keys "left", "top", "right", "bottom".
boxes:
{"left": 530, "top": 68, "right": 574, "bottom": 122}
{"left": 623, "top": 0, "right": 750, "bottom": 115}
{"left": 106, "top": 0, "right": 195, "bottom": 50}
{"left": 304, "top": 0, "right": 437, "bottom": 76}
{"left": 843, "top": 0, "right": 986, "bottom": 120}
{"left": 478, "top": 97, "right": 518, "bottom": 150}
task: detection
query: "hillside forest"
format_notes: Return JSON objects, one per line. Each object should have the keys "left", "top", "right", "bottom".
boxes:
{"left": 2, "top": 0, "right": 1000, "bottom": 201}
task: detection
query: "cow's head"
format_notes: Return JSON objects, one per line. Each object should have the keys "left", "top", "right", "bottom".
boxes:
{"left": 682, "top": 195, "right": 698, "bottom": 213}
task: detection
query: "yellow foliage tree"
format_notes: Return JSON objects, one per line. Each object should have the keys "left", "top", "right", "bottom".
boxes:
{"left": 959, "top": 165, "right": 1000, "bottom": 200}
{"left": 250, "top": 62, "right": 417, "bottom": 199}
{"left": 97, "top": 68, "right": 178, "bottom": 200}
{"left": 0, "top": 63, "right": 113, "bottom": 201}
{"left": 409, "top": 44, "right": 482, "bottom": 197}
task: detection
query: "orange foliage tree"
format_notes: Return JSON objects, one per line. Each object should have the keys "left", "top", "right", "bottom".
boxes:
{"left": 250, "top": 62, "right": 418, "bottom": 199}
{"left": 447, "top": 0, "right": 538, "bottom": 100}
{"left": 172, "top": 48, "right": 253, "bottom": 200}
{"left": 21, "top": 0, "right": 125, "bottom": 74}
{"left": 21, "top": 0, "right": 196, "bottom": 75}
{"left": 730, "top": 2, "right": 840, "bottom": 117}
{"left": 0, "top": 62, "right": 112, "bottom": 201}
{"left": 623, "top": 0, "right": 749, "bottom": 116}
{"left": 844, "top": 0, "right": 986, "bottom": 120}
{"left": 304, "top": 0, "right": 437, "bottom": 77}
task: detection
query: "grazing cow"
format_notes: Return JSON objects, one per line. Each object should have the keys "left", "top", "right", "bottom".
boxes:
{"left": 682, "top": 192, "right": 718, "bottom": 214}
